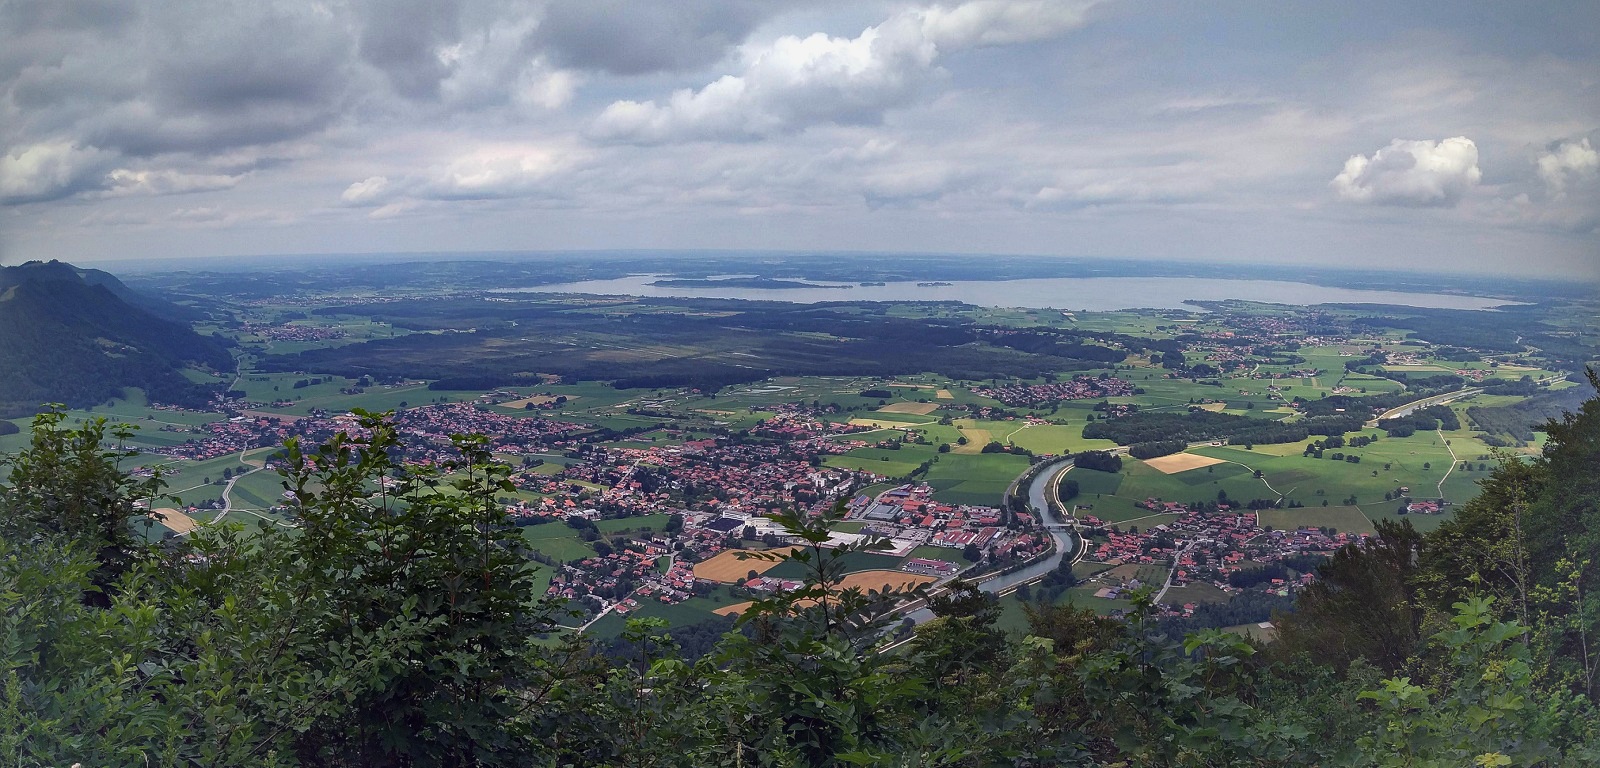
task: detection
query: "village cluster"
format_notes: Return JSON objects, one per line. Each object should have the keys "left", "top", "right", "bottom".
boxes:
{"left": 1073, "top": 503, "right": 1368, "bottom": 613}
{"left": 975, "top": 375, "right": 1137, "bottom": 407}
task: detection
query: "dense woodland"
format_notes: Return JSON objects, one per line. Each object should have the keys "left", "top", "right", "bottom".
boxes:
{"left": 4, "top": 373, "right": 1600, "bottom": 765}
{"left": 266, "top": 300, "right": 1097, "bottom": 391}
{"left": 1083, "top": 409, "right": 1311, "bottom": 446}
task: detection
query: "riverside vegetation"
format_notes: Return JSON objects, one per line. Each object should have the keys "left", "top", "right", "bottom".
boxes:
{"left": 4, "top": 375, "right": 1600, "bottom": 766}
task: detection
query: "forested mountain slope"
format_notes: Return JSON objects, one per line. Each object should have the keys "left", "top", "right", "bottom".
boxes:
{"left": 0, "top": 261, "right": 231, "bottom": 416}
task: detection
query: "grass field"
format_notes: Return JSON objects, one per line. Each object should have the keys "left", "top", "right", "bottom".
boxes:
{"left": 228, "top": 470, "right": 288, "bottom": 509}
{"left": 520, "top": 523, "right": 598, "bottom": 562}
{"left": 825, "top": 446, "right": 932, "bottom": 479}
{"left": 922, "top": 452, "right": 1028, "bottom": 507}
{"left": 763, "top": 550, "right": 905, "bottom": 580}
{"left": 1222, "top": 622, "right": 1279, "bottom": 642}
{"left": 595, "top": 513, "right": 670, "bottom": 534}
{"left": 1004, "top": 424, "right": 1117, "bottom": 455}
{"left": 1257, "top": 505, "right": 1375, "bottom": 535}
{"left": 1065, "top": 459, "right": 1275, "bottom": 522}
{"left": 584, "top": 586, "right": 745, "bottom": 637}
{"left": 877, "top": 402, "right": 940, "bottom": 415}
{"left": 1159, "top": 582, "right": 1231, "bottom": 606}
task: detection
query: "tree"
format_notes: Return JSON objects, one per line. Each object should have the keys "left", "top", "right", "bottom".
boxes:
{"left": 1058, "top": 479, "right": 1080, "bottom": 503}
{"left": 0, "top": 407, "right": 164, "bottom": 603}
{"left": 276, "top": 412, "right": 562, "bottom": 764}
{"left": 1272, "top": 519, "right": 1426, "bottom": 675}
{"left": 1524, "top": 369, "right": 1600, "bottom": 699}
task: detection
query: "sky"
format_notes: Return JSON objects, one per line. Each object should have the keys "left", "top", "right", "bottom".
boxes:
{"left": 1, "top": 0, "right": 1597, "bottom": 278}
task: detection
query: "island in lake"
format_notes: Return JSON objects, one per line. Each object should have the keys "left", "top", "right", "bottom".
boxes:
{"left": 916, "top": 281, "right": 954, "bottom": 287}
{"left": 648, "top": 277, "right": 851, "bottom": 289}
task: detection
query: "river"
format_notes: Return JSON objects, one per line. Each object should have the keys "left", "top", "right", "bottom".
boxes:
{"left": 904, "top": 457, "right": 1078, "bottom": 624}
{"left": 496, "top": 275, "right": 1516, "bottom": 312}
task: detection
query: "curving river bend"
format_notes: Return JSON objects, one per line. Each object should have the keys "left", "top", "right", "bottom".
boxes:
{"left": 904, "top": 457, "right": 1078, "bottom": 625}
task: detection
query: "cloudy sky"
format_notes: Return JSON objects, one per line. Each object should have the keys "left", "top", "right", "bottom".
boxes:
{"left": 1, "top": 0, "right": 1596, "bottom": 278}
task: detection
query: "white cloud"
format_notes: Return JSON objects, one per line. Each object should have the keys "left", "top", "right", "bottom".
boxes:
{"left": 592, "top": 0, "right": 1100, "bottom": 143}
{"left": 0, "top": 141, "right": 112, "bottom": 203}
{"left": 1536, "top": 138, "right": 1598, "bottom": 195}
{"left": 916, "top": 0, "right": 1098, "bottom": 47}
{"left": 104, "top": 168, "right": 240, "bottom": 196}
{"left": 340, "top": 175, "right": 392, "bottom": 205}
{"left": 1331, "top": 136, "right": 1481, "bottom": 206}
{"left": 336, "top": 143, "right": 585, "bottom": 209}
{"left": 420, "top": 144, "right": 577, "bottom": 199}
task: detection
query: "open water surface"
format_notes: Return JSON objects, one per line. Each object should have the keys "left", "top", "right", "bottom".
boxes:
{"left": 497, "top": 274, "right": 1516, "bottom": 311}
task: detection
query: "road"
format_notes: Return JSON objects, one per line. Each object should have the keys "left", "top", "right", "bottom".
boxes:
{"left": 1367, "top": 387, "right": 1483, "bottom": 427}
{"left": 1436, "top": 428, "right": 1459, "bottom": 499}
{"left": 1152, "top": 541, "right": 1197, "bottom": 605}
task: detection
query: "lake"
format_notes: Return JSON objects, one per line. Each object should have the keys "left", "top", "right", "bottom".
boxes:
{"left": 496, "top": 274, "right": 1516, "bottom": 311}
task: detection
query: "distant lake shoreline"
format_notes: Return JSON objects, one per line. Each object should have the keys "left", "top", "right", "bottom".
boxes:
{"left": 495, "top": 274, "right": 1520, "bottom": 312}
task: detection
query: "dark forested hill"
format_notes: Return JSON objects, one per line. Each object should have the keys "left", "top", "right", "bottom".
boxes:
{"left": 0, "top": 261, "right": 232, "bottom": 416}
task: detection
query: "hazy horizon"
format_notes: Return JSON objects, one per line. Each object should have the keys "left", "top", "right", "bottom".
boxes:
{"left": 3, "top": 1, "right": 1597, "bottom": 279}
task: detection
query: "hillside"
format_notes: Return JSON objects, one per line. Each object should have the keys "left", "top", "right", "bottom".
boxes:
{"left": 0, "top": 261, "right": 231, "bottom": 416}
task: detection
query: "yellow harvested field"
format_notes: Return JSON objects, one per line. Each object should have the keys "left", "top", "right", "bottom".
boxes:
{"left": 837, "top": 570, "right": 936, "bottom": 592}
{"left": 1194, "top": 402, "right": 1227, "bottom": 412}
{"left": 888, "top": 383, "right": 934, "bottom": 389}
{"left": 1142, "top": 453, "right": 1228, "bottom": 474}
{"left": 848, "top": 418, "right": 917, "bottom": 430}
{"left": 935, "top": 389, "right": 954, "bottom": 399}
{"left": 693, "top": 547, "right": 799, "bottom": 583}
{"left": 153, "top": 508, "right": 199, "bottom": 534}
{"left": 712, "top": 571, "right": 937, "bottom": 615}
{"left": 877, "top": 402, "right": 939, "bottom": 415}
{"left": 952, "top": 428, "right": 991, "bottom": 454}
{"left": 501, "top": 394, "right": 577, "bottom": 409}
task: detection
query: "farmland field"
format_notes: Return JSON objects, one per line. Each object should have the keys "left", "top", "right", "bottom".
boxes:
{"left": 1256, "top": 505, "right": 1375, "bottom": 535}
{"left": 693, "top": 547, "right": 799, "bottom": 582}
{"left": 877, "top": 402, "right": 940, "bottom": 415}
{"left": 1143, "top": 452, "right": 1227, "bottom": 474}
{"left": 520, "top": 524, "right": 599, "bottom": 562}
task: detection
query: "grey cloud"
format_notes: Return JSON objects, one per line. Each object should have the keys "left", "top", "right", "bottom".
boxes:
{"left": 2, "top": 0, "right": 137, "bottom": 36}
{"left": 533, "top": 0, "right": 787, "bottom": 76}
{"left": 355, "top": 0, "right": 463, "bottom": 98}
